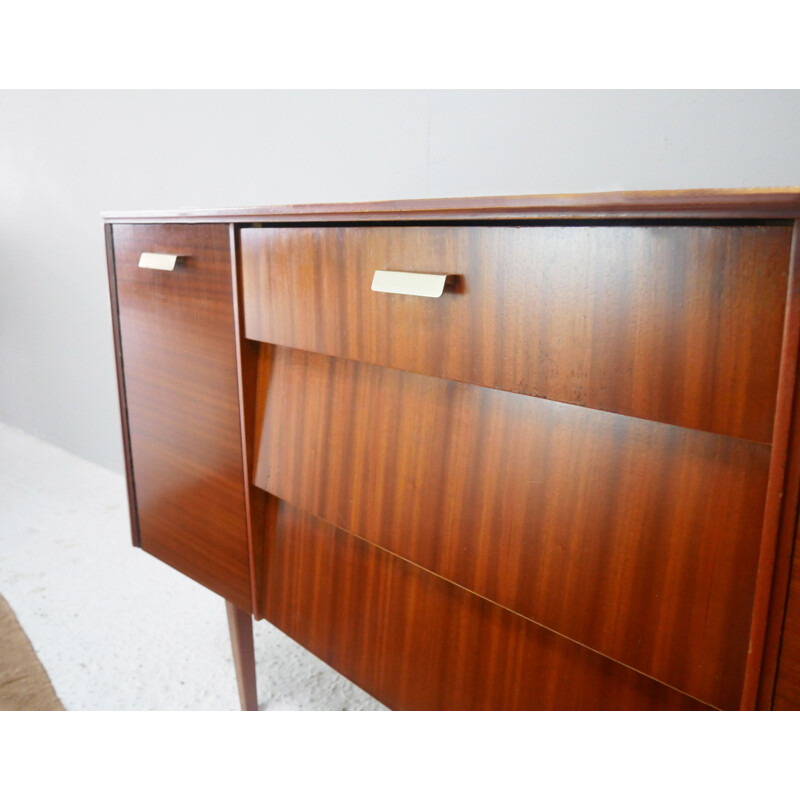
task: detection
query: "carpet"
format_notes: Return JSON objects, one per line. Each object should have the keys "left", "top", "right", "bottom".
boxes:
{"left": 0, "top": 593, "right": 64, "bottom": 711}
{"left": 0, "top": 421, "right": 384, "bottom": 710}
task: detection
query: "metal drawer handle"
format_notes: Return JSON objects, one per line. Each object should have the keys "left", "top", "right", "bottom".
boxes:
{"left": 371, "top": 270, "right": 455, "bottom": 298}
{"left": 138, "top": 252, "right": 184, "bottom": 271}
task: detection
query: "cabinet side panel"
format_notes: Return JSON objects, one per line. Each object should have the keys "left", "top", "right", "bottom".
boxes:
{"left": 105, "top": 223, "right": 140, "bottom": 546}
{"left": 774, "top": 538, "right": 800, "bottom": 709}
{"left": 111, "top": 223, "right": 251, "bottom": 608}
{"left": 746, "top": 222, "right": 800, "bottom": 708}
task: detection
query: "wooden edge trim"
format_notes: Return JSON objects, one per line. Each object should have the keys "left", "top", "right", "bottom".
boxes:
{"left": 754, "top": 219, "right": 800, "bottom": 709}
{"left": 229, "top": 223, "right": 260, "bottom": 618}
{"left": 742, "top": 220, "right": 800, "bottom": 708}
{"left": 758, "top": 456, "right": 800, "bottom": 708}
{"left": 101, "top": 189, "right": 800, "bottom": 224}
{"left": 104, "top": 223, "right": 141, "bottom": 548}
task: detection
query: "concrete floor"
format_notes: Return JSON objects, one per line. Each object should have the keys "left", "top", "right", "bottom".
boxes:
{"left": 0, "top": 422, "right": 385, "bottom": 711}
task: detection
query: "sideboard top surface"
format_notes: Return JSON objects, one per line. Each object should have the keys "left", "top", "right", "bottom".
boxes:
{"left": 102, "top": 188, "right": 800, "bottom": 224}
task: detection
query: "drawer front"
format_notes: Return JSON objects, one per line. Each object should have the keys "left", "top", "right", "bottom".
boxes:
{"left": 254, "top": 345, "right": 769, "bottom": 709}
{"left": 111, "top": 224, "right": 251, "bottom": 608}
{"left": 258, "top": 495, "right": 710, "bottom": 710}
{"left": 241, "top": 224, "right": 791, "bottom": 442}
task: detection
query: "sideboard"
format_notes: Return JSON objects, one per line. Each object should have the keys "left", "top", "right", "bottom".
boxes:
{"left": 103, "top": 190, "right": 800, "bottom": 710}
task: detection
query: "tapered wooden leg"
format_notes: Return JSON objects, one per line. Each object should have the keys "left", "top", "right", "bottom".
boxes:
{"left": 226, "top": 600, "right": 258, "bottom": 711}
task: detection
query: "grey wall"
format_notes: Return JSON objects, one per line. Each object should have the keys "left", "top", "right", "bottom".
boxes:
{"left": 2, "top": 90, "right": 800, "bottom": 472}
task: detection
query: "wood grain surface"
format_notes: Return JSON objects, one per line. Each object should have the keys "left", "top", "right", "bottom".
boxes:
{"left": 744, "top": 222, "right": 800, "bottom": 708}
{"left": 770, "top": 231, "right": 800, "bottom": 709}
{"left": 258, "top": 494, "right": 711, "bottom": 710}
{"left": 242, "top": 224, "right": 790, "bottom": 441}
{"left": 112, "top": 224, "right": 251, "bottom": 608}
{"left": 229, "top": 224, "right": 265, "bottom": 614}
{"left": 105, "top": 224, "right": 140, "bottom": 547}
{"left": 104, "top": 192, "right": 800, "bottom": 710}
{"left": 226, "top": 600, "right": 258, "bottom": 711}
{"left": 254, "top": 346, "right": 769, "bottom": 709}
{"left": 774, "top": 536, "right": 800, "bottom": 709}
{"left": 101, "top": 187, "right": 800, "bottom": 223}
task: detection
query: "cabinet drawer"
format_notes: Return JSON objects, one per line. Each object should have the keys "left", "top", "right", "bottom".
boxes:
{"left": 111, "top": 224, "right": 251, "bottom": 608}
{"left": 253, "top": 345, "right": 769, "bottom": 709}
{"left": 241, "top": 224, "right": 791, "bottom": 441}
{"left": 258, "top": 495, "right": 710, "bottom": 710}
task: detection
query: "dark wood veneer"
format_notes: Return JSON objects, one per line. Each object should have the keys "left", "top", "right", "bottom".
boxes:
{"left": 774, "top": 537, "right": 800, "bottom": 708}
{"left": 104, "top": 189, "right": 800, "bottom": 710}
{"left": 760, "top": 223, "right": 800, "bottom": 708}
{"left": 258, "top": 495, "right": 711, "bottom": 711}
{"left": 226, "top": 600, "right": 258, "bottom": 711}
{"left": 242, "top": 224, "right": 790, "bottom": 442}
{"left": 112, "top": 224, "right": 251, "bottom": 609}
{"left": 228, "top": 224, "right": 265, "bottom": 615}
{"left": 102, "top": 188, "right": 800, "bottom": 223}
{"left": 104, "top": 224, "right": 139, "bottom": 548}
{"left": 253, "top": 345, "right": 769, "bottom": 709}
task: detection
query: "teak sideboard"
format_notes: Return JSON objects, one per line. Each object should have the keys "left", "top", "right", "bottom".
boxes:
{"left": 103, "top": 190, "right": 800, "bottom": 710}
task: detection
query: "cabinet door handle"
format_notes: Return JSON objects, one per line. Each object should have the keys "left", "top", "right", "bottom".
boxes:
{"left": 138, "top": 253, "right": 183, "bottom": 271}
{"left": 371, "top": 270, "right": 455, "bottom": 298}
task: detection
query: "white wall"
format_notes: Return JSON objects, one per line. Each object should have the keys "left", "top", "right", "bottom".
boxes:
{"left": 2, "top": 90, "right": 800, "bottom": 472}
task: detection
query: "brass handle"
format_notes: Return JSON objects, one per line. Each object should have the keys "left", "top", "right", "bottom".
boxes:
{"left": 371, "top": 270, "right": 454, "bottom": 298}
{"left": 138, "top": 252, "right": 183, "bottom": 271}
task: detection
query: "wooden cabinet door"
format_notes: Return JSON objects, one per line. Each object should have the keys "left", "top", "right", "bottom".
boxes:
{"left": 108, "top": 224, "right": 251, "bottom": 609}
